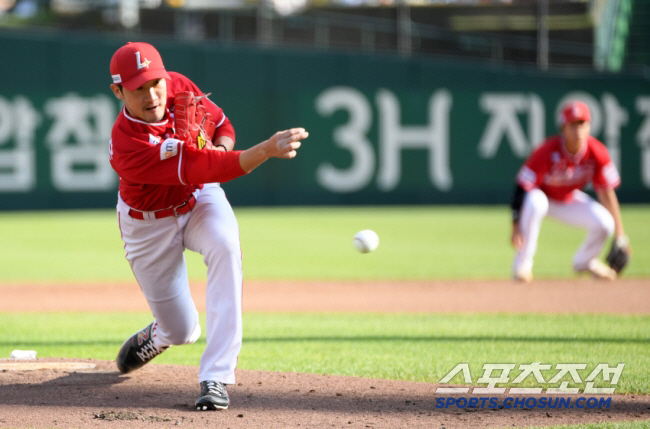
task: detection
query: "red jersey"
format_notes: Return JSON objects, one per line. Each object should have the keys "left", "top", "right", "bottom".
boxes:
{"left": 110, "top": 72, "right": 246, "bottom": 210}
{"left": 516, "top": 135, "right": 620, "bottom": 202}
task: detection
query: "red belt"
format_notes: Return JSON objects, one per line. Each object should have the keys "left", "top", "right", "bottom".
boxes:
{"left": 128, "top": 196, "right": 196, "bottom": 220}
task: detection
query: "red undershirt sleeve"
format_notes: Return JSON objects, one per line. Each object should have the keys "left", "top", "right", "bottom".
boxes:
{"left": 182, "top": 145, "right": 247, "bottom": 184}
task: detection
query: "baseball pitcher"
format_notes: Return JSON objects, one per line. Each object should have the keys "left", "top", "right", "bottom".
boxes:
{"left": 108, "top": 42, "right": 308, "bottom": 410}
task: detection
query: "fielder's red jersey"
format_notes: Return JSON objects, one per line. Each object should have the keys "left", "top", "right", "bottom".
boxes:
{"left": 516, "top": 135, "right": 620, "bottom": 202}
{"left": 110, "top": 72, "right": 246, "bottom": 210}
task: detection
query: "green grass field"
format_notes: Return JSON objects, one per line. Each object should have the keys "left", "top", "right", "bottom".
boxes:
{"left": 1, "top": 205, "right": 649, "bottom": 282}
{"left": 0, "top": 206, "right": 648, "bottom": 428}
{"left": 1, "top": 312, "right": 648, "bottom": 393}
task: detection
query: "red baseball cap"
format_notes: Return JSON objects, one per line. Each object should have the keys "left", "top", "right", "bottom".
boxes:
{"left": 560, "top": 100, "right": 591, "bottom": 124}
{"left": 110, "top": 42, "right": 171, "bottom": 91}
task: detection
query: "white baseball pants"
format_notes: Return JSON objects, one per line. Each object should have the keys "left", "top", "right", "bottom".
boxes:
{"left": 513, "top": 188, "right": 615, "bottom": 275}
{"left": 117, "top": 183, "right": 242, "bottom": 385}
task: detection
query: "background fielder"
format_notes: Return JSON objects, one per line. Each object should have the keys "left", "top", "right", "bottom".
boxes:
{"left": 510, "top": 100, "right": 630, "bottom": 282}
{"left": 108, "top": 42, "right": 308, "bottom": 411}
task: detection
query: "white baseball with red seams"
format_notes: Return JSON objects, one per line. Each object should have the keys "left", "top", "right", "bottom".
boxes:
{"left": 354, "top": 230, "right": 379, "bottom": 253}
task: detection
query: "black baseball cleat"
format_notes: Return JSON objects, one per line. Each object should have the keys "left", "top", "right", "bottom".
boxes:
{"left": 116, "top": 322, "right": 168, "bottom": 374}
{"left": 195, "top": 381, "right": 229, "bottom": 410}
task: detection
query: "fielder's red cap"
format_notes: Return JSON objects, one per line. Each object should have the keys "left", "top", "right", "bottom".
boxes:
{"left": 560, "top": 100, "right": 591, "bottom": 124}
{"left": 110, "top": 42, "right": 171, "bottom": 91}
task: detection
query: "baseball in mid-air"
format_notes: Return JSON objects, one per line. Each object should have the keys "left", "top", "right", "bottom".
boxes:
{"left": 353, "top": 230, "right": 379, "bottom": 253}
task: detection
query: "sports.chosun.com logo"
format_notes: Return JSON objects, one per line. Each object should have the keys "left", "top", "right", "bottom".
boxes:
{"left": 434, "top": 362, "right": 624, "bottom": 410}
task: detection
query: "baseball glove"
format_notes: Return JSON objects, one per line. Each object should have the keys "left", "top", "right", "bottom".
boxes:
{"left": 606, "top": 236, "right": 630, "bottom": 273}
{"left": 173, "top": 91, "right": 216, "bottom": 150}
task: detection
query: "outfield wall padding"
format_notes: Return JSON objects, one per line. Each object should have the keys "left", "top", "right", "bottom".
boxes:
{"left": 0, "top": 30, "right": 648, "bottom": 209}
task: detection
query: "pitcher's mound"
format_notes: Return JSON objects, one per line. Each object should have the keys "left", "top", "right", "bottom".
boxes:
{"left": 0, "top": 358, "right": 648, "bottom": 428}
{"left": 0, "top": 360, "right": 96, "bottom": 371}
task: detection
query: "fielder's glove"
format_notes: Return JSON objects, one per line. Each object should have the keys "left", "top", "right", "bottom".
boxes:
{"left": 173, "top": 91, "right": 216, "bottom": 150}
{"left": 606, "top": 235, "right": 630, "bottom": 273}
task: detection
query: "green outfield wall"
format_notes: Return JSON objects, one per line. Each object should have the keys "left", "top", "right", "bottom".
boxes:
{"left": 1, "top": 30, "right": 649, "bottom": 209}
